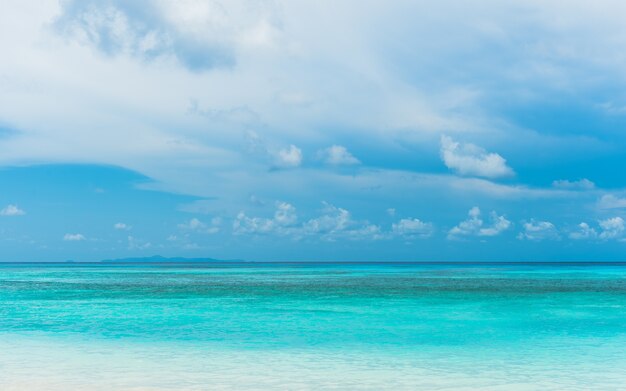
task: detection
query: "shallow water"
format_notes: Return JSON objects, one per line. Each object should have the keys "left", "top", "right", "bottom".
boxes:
{"left": 1, "top": 263, "right": 626, "bottom": 389}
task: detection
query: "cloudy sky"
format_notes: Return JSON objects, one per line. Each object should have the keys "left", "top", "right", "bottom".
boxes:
{"left": 2, "top": 0, "right": 626, "bottom": 262}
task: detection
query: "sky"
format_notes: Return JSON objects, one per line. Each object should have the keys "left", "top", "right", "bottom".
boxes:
{"left": 2, "top": 0, "right": 626, "bottom": 262}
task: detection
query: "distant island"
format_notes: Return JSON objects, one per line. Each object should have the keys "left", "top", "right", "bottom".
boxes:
{"left": 97, "top": 255, "right": 247, "bottom": 263}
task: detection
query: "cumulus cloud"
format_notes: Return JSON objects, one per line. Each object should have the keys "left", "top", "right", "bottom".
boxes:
{"left": 6, "top": 1, "right": 626, "bottom": 260}
{"left": 570, "top": 217, "right": 625, "bottom": 240}
{"left": 178, "top": 217, "right": 221, "bottom": 234}
{"left": 318, "top": 145, "right": 360, "bottom": 165}
{"left": 598, "top": 195, "right": 626, "bottom": 209}
{"left": 233, "top": 201, "right": 298, "bottom": 235}
{"left": 273, "top": 202, "right": 298, "bottom": 226}
{"left": 301, "top": 203, "right": 383, "bottom": 241}
{"left": 234, "top": 201, "right": 382, "bottom": 240}
{"left": 0, "top": 204, "right": 25, "bottom": 216}
{"left": 392, "top": 218, "right": 434, "bottom": 239}
{"left": 63, "top": 233, "right": 86, "bottom": 241}
{"left": 598, "top": 217, "right": 625, "bottom": 240}
{"left": 440, "top": 136, "right": 514, "bottom": 178}
{"left": 114, "top": 222, "right": 131, "bottom": 230}
{"left": 569, "top": 222, "right": 598, "bottom": 240}
{"left": 245, "top": 131, "right": 304, "bottom": 170}
{"left": 552, "top": 179, "right": 595, "bottom": 190}
{"left": 517, "top": 220, "right": 560, "bottom": 241}
{"left": 448, "top": 207, "right": 511, "bottom": 239}
{"left": 2, "top": 0, "right": 618, "bottom": 235}
{"left": 274, "top": 145, "right": 303, "bottom": 168}
{"left": 302, "top": 203, "right": 351, "bottom": 235}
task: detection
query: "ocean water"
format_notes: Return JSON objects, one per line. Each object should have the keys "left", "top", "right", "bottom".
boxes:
{"left": 1, "top": 262, "right": 626, "bottom": 390}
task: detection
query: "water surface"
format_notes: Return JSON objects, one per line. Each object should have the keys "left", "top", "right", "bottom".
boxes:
{"left": 1, "top": 262, "right": 625, "bottom": 389}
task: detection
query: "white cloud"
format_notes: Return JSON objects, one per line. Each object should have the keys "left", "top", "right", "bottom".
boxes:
{"left": 318, "top": 145, "right": 360, "bottom": 165}
{"left": 598, "top": 194, "right": 626, "bottom": 209}
{"left": 570, "top": 217, "right": 625, "bottom": 241}
{"left": 233, "top": 201, "right": 298, "bottom": 235}
{"left": 301, "top": 203, "right": 383, "bottom": 241}
{"left": 274, "top": 145, "right": 303, "bottom": 168}
{"left": 63, "top": 233, "right": 85, "bottom": 241}
{"left": 273, "top": 202, "right": 298, "bottom": 226}
{"left": 552, "top": 179, "right": 595, "bottom": 190}
{"left": 569, "top": 222, "right": 598, "bottom": 240}
{"left": 392, "top": 218, "right": 433, "bottom": 239}
{"left": 598, "top": 217, "right": 625, "bottom": 240}
{"left": 440, "top": 136, "right": 514, "bottom": 178}
{"left": 517, "top": 220, "right": 560, "bottom": 241}
{"left": 233, "top": 212, "right": 274, "bottom": 234}
{"left": 178, "top": 217, "right": 221, "bottom": 234}
{"left": 386, "top": 208, "right": 396, "bottom": 217}
{"left": 114, "top": 222, "right": 131, "bottom": 230}
{"left": 0, "top": 204, "right": 25, "bottom": 216}
{"left": 0, "top": 0, "right": 525, "bottom": 203}
{"left": 53, "top": 0, "right": 259, "bottom": 72}
{"left": 448, "top": 206, "right": 511, "bottom": 239}
{"left": 234, "top": 201, "right": 382, "bottom": 240}
{"left": 244, "top": 131, "right": 304, "bottom": 170}
{"left": 302, "top": 203, "right": 350, "bottom": 235}
{"left": 3, "top": 0, "right": 626, "bottom": 248}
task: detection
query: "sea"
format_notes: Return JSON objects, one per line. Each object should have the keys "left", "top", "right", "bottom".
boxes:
{"left": 1, "top": 262, "right": 626, "bottom": 390}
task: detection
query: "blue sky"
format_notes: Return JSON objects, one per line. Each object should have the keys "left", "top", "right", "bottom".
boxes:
{"left": 2, "top": 1, "right": 626, "bottom": 261}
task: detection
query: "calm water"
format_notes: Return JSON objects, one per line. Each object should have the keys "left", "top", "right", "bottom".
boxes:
{"left": 1, "top": 262, "right": 626, "bottom": 390}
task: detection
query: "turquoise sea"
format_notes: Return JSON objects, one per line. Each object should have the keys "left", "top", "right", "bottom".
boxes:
{"left": 1, "top": 262, "right": 626, "bottom": 390}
